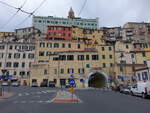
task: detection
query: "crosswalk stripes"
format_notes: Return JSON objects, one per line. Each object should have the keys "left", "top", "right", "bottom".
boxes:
{"left": 13, "top": 100, "right": 51, "bottom": 104}
{"left": 17, "top": 90, "right": 56, "bottom": 97}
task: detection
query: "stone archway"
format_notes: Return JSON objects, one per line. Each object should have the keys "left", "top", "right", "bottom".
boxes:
{"left": 85, "top": 70, "right": 108, "bottom": 88}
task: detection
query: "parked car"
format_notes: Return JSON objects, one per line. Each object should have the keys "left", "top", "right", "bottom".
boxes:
{"left": 49, "top": 81, "right": 55, "bottom": 87}
{"left": 31, "top": 82, "right": 38, "bottom": 87}
{"left": 120, "top": 85, "right": 131, "bottom": 94}
{"left": 2, "top": 81, "right": 9, "bottom": 86}
{"left": 65, "top": 83, "right": 71, "bottom": 88}
{"left": 130, "top": 82, "right": 150, "bottom": 98}
{"left": 11, "top": 82, "right": 20, "bottom": 87}
{"left": 40, "top": 82, "right": 48, "bottom": 87}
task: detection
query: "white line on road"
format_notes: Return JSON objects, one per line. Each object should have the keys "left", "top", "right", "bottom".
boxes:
{"left": 18, "top": 93, "right": 22, "bottom": 96}
{"left": 25, "top": 93, "right": 29, "bottom": 96}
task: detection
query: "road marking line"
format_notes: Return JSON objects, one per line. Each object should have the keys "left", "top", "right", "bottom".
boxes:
{"left": 18, "top": 93, "right": 22, "bottom": 96}
{"left": 21, "top": 101, "right": 26, "bottom": 103}
{"left": 29, "top": 101, "right": 35, "bottom": 103}
{"left": 37, "top": 92, "right": 42, "bottom": 94}
{"left": 13, "top": 101, "right": 18, "bottom": 103}
{"left": 42, "top": 91, "right": 47, "bottom": 93}
{"left": 25, "top": 93, "right": 29, "bottom": 96}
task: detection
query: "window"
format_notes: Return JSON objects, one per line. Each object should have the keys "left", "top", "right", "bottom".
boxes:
{"left": 110, "top": 63, "right": 113, "bottom": 67}
{"left": 54, "top": 69, "right": 57, "bottom": 74}
{"left": 47, "top": 43, "right": 52, "bottom": 48}
{"left": 29, "top": 46, "right": 35, "bottom": 50}
{"left": 23, "top": 53, "right": 26, "bottom": 58}
{"left": 86, "top": 64, "right": 90, "bottom": 68}
{"left": 78, "top": 55, "right": 84, "bottom": 60}
{"left": 54, "top": 43, "right": 59, "bottom": 48}
{"left": 78, "top": 68, "right": 85, "bottom": 74}
{"left": 9, "top": 45, "right": 13, "bottom": 50}
{"left": 142, "top": 72, "right": 148, "bottom": 81}
{"left": 14, "top": 53, "right": 20, "bottom": 58}
{"left": 13, "top": 62, "right": 19, "bottom": 68}
{"left": 46, "top": 51, "right": 51, "bottom": 56}
{"left": 126, "top": 45, "right": 129, "bottom": 49}
{"left": 39, "top": 51, "right": 45, "bottom": 56}
{"left": 102, "top": 63, "right": 106, "bottom": 68}
{"left": 67, "top": 55, "right": 74, "bottom": 60}
{"left": 22, "top": 46, "right": 28, "bottom": 50}
{"left": 27, "top": 72, "right": 30, "bottom": 76}
{"left": 109, "top": 55, "right": 112, "bottom": 59}
{"left": 6, "top": 62, "right": 11, "bottom": 67}
{"left": 0, "top": 62, "right": 2, "bottom": 67}
{"left": 0, "top": 45, "right": 5, "bottom": 49}
{"left": 131, "top": 54, "right": 134, "bottom": 58}
{"left": 39, "top": 42, "right": 45, "bottom": 47}
{"left": 8, "top": 53, "right": 12, "bottom": 59}
{"left": 62, "top": 43, "right": 65, "bottom": 48}
{"left": 86, "top": 55, "right": 90, "bottom": 60}
{"left": 0, "top": 53, "right": 3, "bottom": 58}
{"left": 44, "top": 69, "right": 48, "bottom": 75}
{"left": 92, "top": 55, "right": 99, "bottom": 60}
{"left": 68, "top": 43, "right": 71, "bottom": 48}
{"left": 102, "top": 47, "right": 105, "bottom": 51}
{"left": 28, "top": 54, "right": 34, "bottom": 59}
{"left": 29, "top": 62, "right": 32, "bottom": 67}
{"left": 142, "top": 52, "right": 146, "bottom": 57}
{"left": 143, "top": 61, "right": 147, "bottom": 65}
{"left": 67, "top": 68, "right": 74, "bottom": 74}
{"left": 59, "top": 55, "right": 66, "bottom": 60}
{"left": 20, "top": 71, "right": 25, "bottom": 76}
{"left": 109, "top": 47, "right": 112, "bottom": 51}
{"left": 14, "top": 71, "right": 17, "bottom": 75}
{"left": 137, "top": 73, "right": 141, "bottom": 81}
{"left": 102, "top": 55, "right": 105, "bottom": 59}
{"left": 60, "top": 69, "right": 64, "bottom": 74}
{"left": 77, "top": 44, "right": 80, "bottom": 49}
{"left": 22, "top": 62, "right": 25, "bottom": 68}
{"left": 39, "top": 20, "right": 41, "bottom": 23}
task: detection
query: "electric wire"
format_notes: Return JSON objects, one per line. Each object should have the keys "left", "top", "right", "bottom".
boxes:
{"left": 78, "top": 0, "right": 88, "bottom": 16}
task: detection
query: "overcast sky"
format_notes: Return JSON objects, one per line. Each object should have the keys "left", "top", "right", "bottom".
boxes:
{"left": 0, "top": 0, "right": 150, "bottom": 32}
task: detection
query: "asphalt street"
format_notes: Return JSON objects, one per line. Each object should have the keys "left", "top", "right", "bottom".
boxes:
{"left": 0, "top": 87, "right": 150, "bottom": 113}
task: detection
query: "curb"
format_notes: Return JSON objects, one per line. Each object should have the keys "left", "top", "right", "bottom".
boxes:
{"left": 0, "top": 92, "right": 14, "bottom": 99}
{"left": 52, "top": 98, "right": 80, "bottom": 103}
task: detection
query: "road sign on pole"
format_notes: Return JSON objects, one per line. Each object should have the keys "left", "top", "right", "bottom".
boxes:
{"left": 69, "top": 79, "right": 75, "bottom": 86}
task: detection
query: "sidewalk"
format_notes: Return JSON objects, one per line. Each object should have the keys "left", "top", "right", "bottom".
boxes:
{"left": 0, "top": 92, "right": 14, "bottom": 99}
{"left": 51, "top": 90, "right": 81, "bottom": 103}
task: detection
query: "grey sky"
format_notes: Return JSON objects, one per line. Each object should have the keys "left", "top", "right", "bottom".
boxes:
{"left": 0, "top": 0, "right": 150, "bottom": 32}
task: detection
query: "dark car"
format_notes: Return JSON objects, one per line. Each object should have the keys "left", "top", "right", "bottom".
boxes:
{"left": 40, "top": 82, "right": 48, "bottom": 87}
{"left": 49, "top": 81, "right": 55, "bottom": 87}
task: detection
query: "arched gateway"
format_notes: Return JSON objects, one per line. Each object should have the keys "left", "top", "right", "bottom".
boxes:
{"left": 85, "top": 69, "right": 109, "bottom": 88}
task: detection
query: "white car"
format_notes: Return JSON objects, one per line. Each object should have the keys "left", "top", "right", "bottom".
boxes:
{"left": 2, "top": 81, "right": 9, "bottom": 86}
{"left": 130, "top": 82, "right": 150, "bottom": 98}
{"left": 11, "top": 82, "right": 20, "bottom": 87}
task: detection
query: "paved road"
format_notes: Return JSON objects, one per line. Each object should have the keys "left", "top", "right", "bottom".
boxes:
{"left": 0, "top": 87, "right": 150, "bottom": 113}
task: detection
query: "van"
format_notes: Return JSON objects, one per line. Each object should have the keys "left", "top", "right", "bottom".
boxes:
{"left": 130, "top": 82, "right": 150, "bottom": 98}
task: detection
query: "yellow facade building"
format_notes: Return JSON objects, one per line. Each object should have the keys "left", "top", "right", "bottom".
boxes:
{"left": 30, "top": 50, "right": 101, "bottom": 87}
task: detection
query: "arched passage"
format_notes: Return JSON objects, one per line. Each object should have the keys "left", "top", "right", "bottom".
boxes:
{"left": 85, "top": 70, "right": 108, "bottom": 88}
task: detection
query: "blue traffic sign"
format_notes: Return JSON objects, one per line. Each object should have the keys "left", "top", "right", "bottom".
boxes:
{"left": 69, "top": 79, "right": 75, "bottom": 86}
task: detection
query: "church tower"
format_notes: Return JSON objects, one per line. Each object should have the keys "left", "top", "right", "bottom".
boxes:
{"left": 68, "top": 7, "right": 75, "bottom": 19}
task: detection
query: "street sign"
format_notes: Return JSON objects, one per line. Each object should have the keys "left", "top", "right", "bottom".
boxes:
{"left": 69, "top": 79, "right": 75, "bottom": 86}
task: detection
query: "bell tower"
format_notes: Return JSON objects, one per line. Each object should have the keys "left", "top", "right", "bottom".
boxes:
{"left": 68, "top": 7, "right": 75, "bottom": 19}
